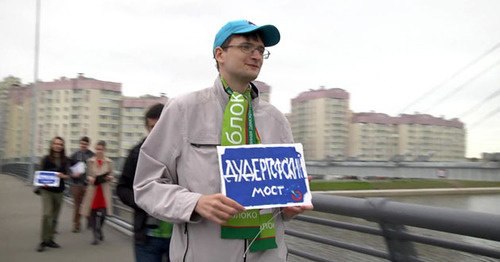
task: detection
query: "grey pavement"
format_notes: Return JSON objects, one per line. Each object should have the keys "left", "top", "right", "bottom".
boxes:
{"left": 0, "top": 174, "right": 134, "bottom": 262}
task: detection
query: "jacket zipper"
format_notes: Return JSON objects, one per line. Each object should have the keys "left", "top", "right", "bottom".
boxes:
{"left": 190, "top": 143, "right": 220, "bottom": 148}
{"left": 183, "top": 222, "right": 189, "bottom": 262}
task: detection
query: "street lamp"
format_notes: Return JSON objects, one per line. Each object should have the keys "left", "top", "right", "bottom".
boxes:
{"left": 29, "top": 0, "right": 41, "bottom": 183}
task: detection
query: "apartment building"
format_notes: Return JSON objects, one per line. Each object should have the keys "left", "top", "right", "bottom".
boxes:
{"left": 3, "top": 86, "right": 33, "bottom": 160}
{"left": 253, "top": 80, "right": 271, "bottom": 103}
{"left": 349, "top": 112, "right": 399, "bottom": 161}
{"left": 1, "top": 74, "right": 275, "bottom": 161}
{"left": 2, "top": 74, "right": 171, "bottom": 160}
{"left": 347, "top": 112, "right": 466, "bottom": 161}
{"left": 290, "top": 87, "right": 350, "bottom": 161}
{"left": 397, "top": 114, "right": 465, "bottom": 161}
{"left": 120, "top": 95, "right": 167, "bottom": 157}
{"left": 31, "top": 74, "right": 123, "bottom": 157}
{"left": 290, "top": 88, "right": 466, "bottom": 162}
{"left": 0, "top": 77, "right": 23, "bottom": 160}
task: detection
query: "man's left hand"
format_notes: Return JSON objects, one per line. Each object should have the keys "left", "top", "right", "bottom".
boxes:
{"left": 283, "top": 175, "right": 314, "bottom": 217}
{"left": 283, "top": 205, "right": 314, "bottom": 218}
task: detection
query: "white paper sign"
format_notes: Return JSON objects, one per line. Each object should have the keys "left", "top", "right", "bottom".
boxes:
{"left": 70, "top": 161, "right": 85, "bottom": 174}
{"left": 33, "top": 171, "right": 60, "bottom": 187}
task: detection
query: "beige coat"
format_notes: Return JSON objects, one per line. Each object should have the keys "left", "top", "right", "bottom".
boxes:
{"left": 134, "top": 77, "right": 294, "bottom": 262}
{"left": 80, "top": 157, "right": 114, "bottom": 217}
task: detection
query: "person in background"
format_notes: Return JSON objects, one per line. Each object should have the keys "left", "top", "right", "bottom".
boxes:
{"left": 80, "top": 140, "right": 114, "bottom": 245}
{"left": 69, "top": 136, "right": 94, "bottom": 233}
{"left": 117, "top": 103, "right": 172, "bottom": 262}
{"left": 37, "top": 136, "right": 70, "bottom": 252}
{"left": 133, "top": 20, "right": 313, "bottom": 261}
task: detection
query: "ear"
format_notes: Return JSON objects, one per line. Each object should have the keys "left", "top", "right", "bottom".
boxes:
{"left": 214, "top": 46, "right": 225, "bottom": 64}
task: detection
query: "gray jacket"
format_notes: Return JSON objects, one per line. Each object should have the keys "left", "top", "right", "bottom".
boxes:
{"left": 134, "top": 77, "right": 294, "bottom": 262}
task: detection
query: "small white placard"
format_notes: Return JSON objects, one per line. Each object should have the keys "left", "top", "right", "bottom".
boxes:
{"left": 33, "top": 171, "right": 60, "bottom": 187}
{"left": 70, "top": 161, "right": 85, "bottom": 174}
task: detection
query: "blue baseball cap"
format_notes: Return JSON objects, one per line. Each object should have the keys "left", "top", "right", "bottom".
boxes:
{"left": 213, "top": 20, "right": 280, "bottom": 56}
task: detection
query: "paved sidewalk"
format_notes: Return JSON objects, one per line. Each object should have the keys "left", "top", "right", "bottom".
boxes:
{"left": 0, "top": 174, "right": 134, "bottom": 262}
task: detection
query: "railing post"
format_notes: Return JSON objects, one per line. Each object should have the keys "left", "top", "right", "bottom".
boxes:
{"left": 380, "top": 222, "right": 418, "bottom": 262}
{"left": 366, "top": 197, "right": 419, "bottom": 262}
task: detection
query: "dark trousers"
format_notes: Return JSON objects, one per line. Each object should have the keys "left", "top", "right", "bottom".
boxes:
{"left": 90, "top": 208, "right": 106, "bottom": 241}
{"left": 70, "top": 185, "right": 86, "bottom": 230}
{"left": 40, "top": 190, "right": 63, "bottom": 242}
{"left": 135, "top": 236, "right": 171, "bottom": 262}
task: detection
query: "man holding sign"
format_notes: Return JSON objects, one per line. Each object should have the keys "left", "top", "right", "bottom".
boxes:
{"left": 134, "top": 20, "right": 313, "bottom": 261}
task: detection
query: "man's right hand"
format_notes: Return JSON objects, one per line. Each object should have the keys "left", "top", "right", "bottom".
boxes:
{"left": 194, "top": 193, "right": 245, "bottom": 225}
{"left": 72, "top": 172, "right": 81, "bottom": 178}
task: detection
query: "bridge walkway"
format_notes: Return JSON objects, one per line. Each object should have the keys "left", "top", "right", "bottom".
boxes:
{"left": 0, "top": 174, "right": 134, "bottom": 262}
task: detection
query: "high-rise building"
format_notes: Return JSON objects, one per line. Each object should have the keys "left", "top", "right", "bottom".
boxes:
{"left": 2, "top": 74, "right": 167, "bottom": 160}
{"left": 290, "top": 88, "right": 466, "bottom": 162}
{"left": 32, "top": 74, "right": 123, "bottom": 157}
{"left": 396, "top": 114, "right": 465, "bottom": 161}
{"left": 2, "top": 74, "right": 271, "bottom": 161}
{"left": 0, "top": 76, "right": 23, "bottom": 161}
{"left": 290, "top": 87, "right": 350, "bottom": 161}
{"left": 253, "top": 80, "right": 271, "bottom": 103}
{"left": 120, "top": 95, "right": 167, "bottom": 157}
{"left": 4, "top": 86, "right": 32, "bottom": 160}
{"left": 349, "top": 112, "right": 399, "bottom": 161}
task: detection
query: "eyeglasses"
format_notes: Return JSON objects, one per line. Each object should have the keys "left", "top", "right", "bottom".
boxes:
{"left": 222, "top": 43, "right": 271, "bottom": 59}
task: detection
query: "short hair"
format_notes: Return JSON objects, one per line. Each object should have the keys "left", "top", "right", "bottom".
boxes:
{"left": 97, "top": 140, "right": 106, "bottom": 148}
{"left": 80, "top": 136, "right": 90, "bottom": 144}
{"left": 144, "top": 103, "right": 164, "bottom": 127}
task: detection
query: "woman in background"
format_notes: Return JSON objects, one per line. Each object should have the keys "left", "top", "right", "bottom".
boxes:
{"left": 37, "top": 136, "right": 70, "bottom": 252}
{"left": 80, "top": 140, "right": 114, "bottom": 245}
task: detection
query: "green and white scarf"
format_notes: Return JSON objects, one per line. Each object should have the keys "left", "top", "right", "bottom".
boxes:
{"left": 220, "top": 76, "right": 277, "bottom": 252}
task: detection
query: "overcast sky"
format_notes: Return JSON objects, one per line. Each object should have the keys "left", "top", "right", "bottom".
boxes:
{"left": 1, "top": 0, "right": 499, "bottom": 158}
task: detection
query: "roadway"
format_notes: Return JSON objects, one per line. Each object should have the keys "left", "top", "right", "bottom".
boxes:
{"left": 0, "top": 174, "right": 134, "bottom": 262}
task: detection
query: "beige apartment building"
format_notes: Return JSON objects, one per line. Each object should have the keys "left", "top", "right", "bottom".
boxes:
{"left": 2, "top": 74, "right": 167, "bottom": 160}
{"left": 3, "top": 86, "right": 33, "bottom": 160}
{"left": 1, "top": 75, "right": 273, "bottom": 161}
{"left": 290, "top": 88, "right": 466, "bottom": 162}
{"left": 32, "top": 74, "right": 123, "bottom": 157}
{"left": 349, "top": 112, "right": 399, "bottom": 161}
{"left": 350, "top": 113, "right": 465, "bottom": 161}
{"left": 0, "top": 77, "right": 23, "bottom": 160}
{"left": 120, "top": 96, "right": 167, "bottom": 157}
{"left": 290, "top": 87, "right": 351, "bottom": 161}
{"left": 252, "top": 80, "right": 271, "bottom": 103}
{"left": 396, "top": 114, "right": 465, "bottom": 161}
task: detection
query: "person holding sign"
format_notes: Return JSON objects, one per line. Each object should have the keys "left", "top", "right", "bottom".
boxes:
{"left": 134, "top": 20, "right": 313, "bottom": 261}
{"left": 36, "top": 136, "right": 70, "bottom": 252}
{"left": 80, "top": 140, "right": 114, "bottom": 245}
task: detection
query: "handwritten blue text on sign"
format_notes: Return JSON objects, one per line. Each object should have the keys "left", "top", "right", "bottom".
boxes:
{"left": 33, "top": 171, "right": 60, "bottom": 187}
{"left": 217, "top": 143, "right": 312, "bottom": 209}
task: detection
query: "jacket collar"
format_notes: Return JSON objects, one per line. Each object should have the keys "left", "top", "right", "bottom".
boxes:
{"left": 212, "top": 76, "right": 260, "bottom": 110}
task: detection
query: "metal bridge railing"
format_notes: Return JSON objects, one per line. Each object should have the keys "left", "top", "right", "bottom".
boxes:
{"left": 1, "top": 162, "right": 32, "bottom": 180}
{"left": 3, "top": 163, "right": 500, "bottom": 262}
{"left": 287, "top": 194, "right": 500, "bottom": 261}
